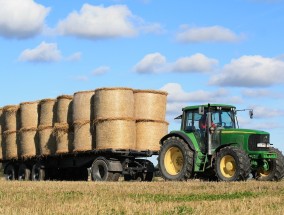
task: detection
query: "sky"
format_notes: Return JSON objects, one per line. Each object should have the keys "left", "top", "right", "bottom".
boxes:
{"left": 0, "top": 0, "right": 284, "bottom": 152}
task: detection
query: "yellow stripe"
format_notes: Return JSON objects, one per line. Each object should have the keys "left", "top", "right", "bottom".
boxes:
{"left": 222, "top": 131, "right": 255, "bottom": 134}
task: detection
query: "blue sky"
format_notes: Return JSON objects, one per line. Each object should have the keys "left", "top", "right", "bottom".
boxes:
{"left": 0, "top": 0, "right": 284, "bottom": 151}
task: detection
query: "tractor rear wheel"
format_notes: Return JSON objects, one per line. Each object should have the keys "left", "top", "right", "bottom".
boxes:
{"left": 215, "top": 146, "right": 250, "bottom": 181}
{"left": 255, "top": 147, "right": 284, "bottom": 181}
{"left": 158, "top": 136, "right": 194, "bottom": 181}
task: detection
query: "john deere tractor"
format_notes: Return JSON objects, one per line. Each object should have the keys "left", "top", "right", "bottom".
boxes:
{"left": 158, "top": 104, "right": 284, "bottom": 181}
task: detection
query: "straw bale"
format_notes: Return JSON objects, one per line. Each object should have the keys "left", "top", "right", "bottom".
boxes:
{"left": 95, "top": 118, "right": 136, "bottom": 150}
{"left": 73, "top": 90, "right": 95, "bottom": 121}
{"left": 134, "top": 90, "right": 168, "bottom": 121}
{"left": 2, "top": 130, "right": 18, "bottom": 160}
{"left": 19, "top": 127, "right": 37, "bottom": 158}
{"left": 136, "top": 120, "right": 168, "bottom": 151}
{"left": 56, "top": 95, "right": 73, "bottom": 124}
{"left": 38, "top": 125, "right": 56, "bottom": 156}
{"left": 54, "top": 123, "right": 73, "bottom": 154}
{"left": 39, "top": 99, "right": 56, "bottom": 126}
{"left": 94, "top": 88, "right": 134, "bottom": 119}
{"left": 20, "top": 101, "right": 39, "bottom": 128}
{"left": 3, "top": 105, "right": 19, "bottom": 131}
{"left": 73, "top": 120, "right": 93, "bottom": 152}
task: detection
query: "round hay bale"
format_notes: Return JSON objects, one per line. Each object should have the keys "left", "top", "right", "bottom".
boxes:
{"left": 2, "top": 130, "right": 18, "bottom": 160}
{"left": 3, "top": 105, "right": 19, "bottom": 131}
{"left": 19, "top": 127, "right": 37, "bottom": 158}
{"left": 54, "top": 123, "right": 73, "bottom": 154}
{"left": 73, "top": 90, "right": 95, "bottom": 122}
{"left": 134, "top": 90, "right": 168, "bottom": 121}
{"left": 39, "top": 99, "right": 56, "bottom": 126}
{"left": 20, "top": 101, "right": 39, "bottom": 128}
{"left": 94, "top": 88, "right": 134, "bottom": 119}
{"left": 73, "top": 120, "right": 93, "bottom": 152}
{"left": 95, "top": 118, "right": 136, "bottom": 150}
{"left": 38, "top": 125, "right": 56, "bottom": 156}
{"left": 56, "top": 95, "right": 73, "bottom": 124}
{"left": 136, "top": 120, "right": 168, "bottom": 151}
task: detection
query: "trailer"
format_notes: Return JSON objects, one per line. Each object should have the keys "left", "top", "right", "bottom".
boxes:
{"left": 2, "top": 149, "right": 157, "bottom": 181}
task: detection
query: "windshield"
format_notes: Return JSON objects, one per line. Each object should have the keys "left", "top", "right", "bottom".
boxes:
{"left": 212, "top": 110, "right": 236, "bottom": 129}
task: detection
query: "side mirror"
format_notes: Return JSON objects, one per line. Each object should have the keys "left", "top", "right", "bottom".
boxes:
{"left": 199, "top": 106, "right": 205, "bottom": 115}
{"left": 249, "top": 110, "right": 253, "bottom": 119}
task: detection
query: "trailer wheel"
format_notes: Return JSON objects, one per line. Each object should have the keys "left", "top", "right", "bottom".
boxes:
{"left": 254, "top": 147, "right": 284, "bottom": 181}
{"left": 158, "top": 136, "right": 194, "bottom": 181}
{"left": 91, "top": 157, "right": 114, "bottom": 181}
{"left": 32, "top": 163, "right": 45, "bottom": 181}
{"left": 5, "top": 164, "right": 17, "bottom": 180}
{"left": 18, "top": 164, "right": 31, "bottom": 181}
{"left": 215, "top": 146, "right": 250, "bottom": 181}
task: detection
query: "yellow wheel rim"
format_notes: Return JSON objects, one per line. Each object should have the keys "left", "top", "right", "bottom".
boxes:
{"left": 220, "top": 155, "right": 236, "bottom": 178}
{"left": 164, "top": 147, "right": 184, "bottom": 176}
{"left": 259, "top": 170, "right": 270, "bottom": 177}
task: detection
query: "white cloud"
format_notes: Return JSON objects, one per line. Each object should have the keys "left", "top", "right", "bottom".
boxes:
{"left": 134, "top": 53, "right": 218, "bottom": 73}
{"left": 0, "top": 0, "right": 50, "bottom": 39}
{"left": 176, "top": 25, "right": 243, "bottom": 43}
{"left": 56, "top": 4, "right": 137, "bottom": 39}
{"left": 161, "top": 83, "right": 228, "bottom": 103}
{"left": 134, "top": 53, "right": 166, "bottom": 73}
{"left": 92, "top": 66, "right": 110, "bottom": 75}
{"left": 210, "top": 55, "right": 284, "bottom": 87}
{"left": 18, "top": 42, "right": 62, "bottom": 63}
{"left": 66, "top": 52, "right": 82, "bottom": 62}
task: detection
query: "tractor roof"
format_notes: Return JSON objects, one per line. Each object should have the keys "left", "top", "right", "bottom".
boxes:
{"left": 182, "top": 104, "right": 236, "bottom": 111}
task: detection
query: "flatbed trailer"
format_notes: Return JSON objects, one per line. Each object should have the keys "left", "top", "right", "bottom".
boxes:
{"left": 1, "top": 149, "right": 157, "bottom": 181}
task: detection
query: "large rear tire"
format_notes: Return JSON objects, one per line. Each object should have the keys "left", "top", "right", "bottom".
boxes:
{"left": 158, "top": 136, "right": 194, "bottom": 181}
{"left": 255, "top": 147, "right": 284, "bottom": 181}
{"left": 215, "top": 146, "right": 251, "bottom": 181}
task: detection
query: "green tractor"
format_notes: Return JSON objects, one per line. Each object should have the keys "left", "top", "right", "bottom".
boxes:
{"left": 158, "top": 104, "right": 284, "bottom": 181}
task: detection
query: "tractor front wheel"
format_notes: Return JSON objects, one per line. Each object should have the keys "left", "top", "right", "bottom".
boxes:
{"left": 158, "top": 136, "right": 194, "bottom": 181}
{"left": 254, "top": 147, "right": 284, "bottom": 181}
{"left": 215, "top": 146, "right": 250, "bottom": 181}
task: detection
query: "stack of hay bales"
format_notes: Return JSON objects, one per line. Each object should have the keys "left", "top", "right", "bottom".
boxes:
{"left": 94, "top": 88, "right": 136, "bottom": 150}
{"left": 0, "top": 87, "right": 168, "bottom": 161}
{"left": 2, "top": 105, "right": 19, "bottom": 159}
{"left": 73, "top": 90, "right": 95, "bottom": 152}
{"left": 19, "top": 101, "right": 38, "bottom": 158}
{"left": 54, "top": 95, "right": 73, "bottom": 154}
{"left": 38, "top": 99, "right": 56, "bottom": 156}
{"left": 134, "top": 90, "right": 168, "bottom": 151}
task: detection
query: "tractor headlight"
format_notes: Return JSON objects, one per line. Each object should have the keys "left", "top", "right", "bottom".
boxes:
{"left": 257, "top": 143, "right": 270, "bottom": 148}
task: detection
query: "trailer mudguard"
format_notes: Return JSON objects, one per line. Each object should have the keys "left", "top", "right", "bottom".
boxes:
{"left": 160, "top": 131, "right": 196, "bottom": 152}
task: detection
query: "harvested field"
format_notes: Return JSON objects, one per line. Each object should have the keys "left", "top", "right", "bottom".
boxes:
{"left": 0, "top": 180, "right": 283, "bottom": 215}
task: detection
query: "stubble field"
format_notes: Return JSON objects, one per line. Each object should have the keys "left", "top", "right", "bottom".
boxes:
{"left": 0, "top": 179, "right": 283, "bottom": 215}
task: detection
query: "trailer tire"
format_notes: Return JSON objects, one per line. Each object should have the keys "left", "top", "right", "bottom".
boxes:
{"left": 32, "top": 163, "right": 45, "bottom": 181}
{"left": 18, "top": 164, "right": 31, "bottom": 181}
{"left": 5, "top": 164, "right": 17, "bottom": 181}
{"left": 158, "top": 136, "right": 194, "bottom": 181}
{"left": 91, "top": 157, "right": 114, "bottom": 181}
{"left": 255, "top": 147, "right": 284, "bottom": 181}
{"left": 215, "top": 146, "right": 250, "bottom": 181}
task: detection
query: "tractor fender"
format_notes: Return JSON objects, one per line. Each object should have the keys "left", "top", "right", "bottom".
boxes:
{"left": 160, "top": 131, "right": 196, "bottom": 152}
